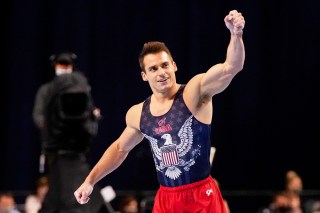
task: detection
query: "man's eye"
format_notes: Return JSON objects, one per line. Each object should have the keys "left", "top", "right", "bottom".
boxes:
{"left": 148, "top": 67, "right": 157, "bottom": 72}
{"left": 162, "top": 63, "right": 169, "bottom": 68}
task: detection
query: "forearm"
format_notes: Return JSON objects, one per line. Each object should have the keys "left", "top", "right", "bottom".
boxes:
{"left": 84, "top": 140, "right": 128, "bottom": 185}
{"left": 225, "top": 34, "right": 245, "bottom": 73}
{"left": 196, "top": 34, "right": 245, "bottom": 97}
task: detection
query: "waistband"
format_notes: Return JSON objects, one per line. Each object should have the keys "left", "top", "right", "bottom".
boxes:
{"left": 159, "top": 176, "right": 214, "bottom": 192}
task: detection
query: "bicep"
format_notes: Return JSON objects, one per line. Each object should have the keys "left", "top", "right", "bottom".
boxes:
{"left": 200, "top": 63, "right": 234, "bottom": 97}
{"left": 117, "top": 126, "right": 144, "bottom": 153}
{"left": 184, "top": 63, "right": 232, "bottom": 112}
{"left": 118, "top": 104, "right": 144, "bottom": 152}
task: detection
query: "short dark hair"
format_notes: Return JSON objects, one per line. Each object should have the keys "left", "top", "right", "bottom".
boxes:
{"left": 138, "top": 41, "right": 173, "bottom": 71}
{"left": 49, "top": 52, "right": 77, "bottom": 66}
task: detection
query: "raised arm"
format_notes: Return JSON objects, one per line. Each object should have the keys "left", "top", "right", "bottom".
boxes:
{"left": 74, "top": 104, "right": 144, "bottom": 204}
{"left": 185, "top": 10, "right": 245, "bottom": 106}
{"left": 183, "top": 10, "right": 245, "bottom": 123}
{"left": 201, "top": 9, "right": 245, "bottom": 97}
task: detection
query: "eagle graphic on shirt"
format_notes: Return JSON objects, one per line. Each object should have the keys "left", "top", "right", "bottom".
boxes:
{"left": 143, "top": 115, "right": 201, "bottom": 180}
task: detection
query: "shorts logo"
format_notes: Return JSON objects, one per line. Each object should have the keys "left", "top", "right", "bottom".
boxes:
{"left": 206, "top": 188, "right": 213, "bottom": 196}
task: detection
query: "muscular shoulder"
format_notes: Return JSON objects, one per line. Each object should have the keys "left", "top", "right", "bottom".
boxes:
{"left": 184, "top": 74, "right": 207, "bottom": 108}
{"left": 184, "top": 74, "right": 213, "bottom": 124}
{"left": 126, "top": 102, "right": 144, "bottom": 130}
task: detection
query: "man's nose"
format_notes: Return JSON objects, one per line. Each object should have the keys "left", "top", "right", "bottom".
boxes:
{"left": 158, "top": 68, "right": 165, "bottom": 75}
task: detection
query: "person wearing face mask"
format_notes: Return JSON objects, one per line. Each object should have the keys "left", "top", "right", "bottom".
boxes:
{"left": 32, "top": 52, "right": 108, "bottom": 213}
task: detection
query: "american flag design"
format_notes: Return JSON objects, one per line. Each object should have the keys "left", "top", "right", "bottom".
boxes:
{"left": 140, "top": 85, "right": 212, "bottom": 187}
{"left": 161, "top": 144, "right": 179, "bottom": 166}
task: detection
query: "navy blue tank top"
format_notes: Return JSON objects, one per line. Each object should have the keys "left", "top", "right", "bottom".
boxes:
{"left": 140, "top": 85, "right": 212, "bottom": 187}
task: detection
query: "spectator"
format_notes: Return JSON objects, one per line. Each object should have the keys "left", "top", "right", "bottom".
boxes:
{"left": 0, "top": 192, "right": 21, "bottom": 213}
{"left": 285, "top": 170, "right": 303, "bottom": 195}
{"left": 24, "top": 176, "right": 49, "bottom": 213}
{"left": 118, "top": 194, "right": 139, "bottom": 213}
{"left": 285, "top": 170, "right": 303, "bottom": 213}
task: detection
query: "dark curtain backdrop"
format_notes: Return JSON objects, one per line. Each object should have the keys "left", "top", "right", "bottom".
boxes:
{"left": 2, "top": 0, "right": 320, "bottom": 211}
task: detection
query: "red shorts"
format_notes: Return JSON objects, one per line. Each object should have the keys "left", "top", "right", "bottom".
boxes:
{"left": 152, "top": 176, "right": 227, "bottom": 213}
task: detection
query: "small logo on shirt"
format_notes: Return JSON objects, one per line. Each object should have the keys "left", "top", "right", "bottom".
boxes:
{"left": 155, "top": 117, "right": 172, "bottom": 135}
{"left": 206, "top": 188, "right": 213, "bottom": 196}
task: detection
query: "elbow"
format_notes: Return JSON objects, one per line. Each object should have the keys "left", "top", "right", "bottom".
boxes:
{"left": 116, "top": 141, "right": 130, "bottom": 157}
{"left": 238, "top": 64, "right": 244, "bottom": 72}
{"left": 236, "top": 59, "right": 245, "bottom": 72}
{"left": 229, "top": 64, "right": 244, "bottom": 75}
{"left": 225, "top": 59, "right": 245, "bottom": 75}
{"left": 239, "top": 57, "right": 245, "bottom": 71}
{"left": 234, "top": 60, "right": 245, "bottom": 74}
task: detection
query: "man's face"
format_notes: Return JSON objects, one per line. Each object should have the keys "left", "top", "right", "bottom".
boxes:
{"left": 0, "top": 195, "right": 15, "bottom": 211}
{"left": 141, "top": 51, "right": 177, "bottom": 93}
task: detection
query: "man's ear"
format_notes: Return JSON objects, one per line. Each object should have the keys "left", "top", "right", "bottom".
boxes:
{"left": 173, "top": 61, "right": 178, "bottom": 72}
{"left": 141, "top": 71, "right": 148, "bottom": 81}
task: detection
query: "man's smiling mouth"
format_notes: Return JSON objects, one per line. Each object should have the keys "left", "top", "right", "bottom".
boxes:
{"left": 158, "top": 78, "right": 168, "bottom": 82}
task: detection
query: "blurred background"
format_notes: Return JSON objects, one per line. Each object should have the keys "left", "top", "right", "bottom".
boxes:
{"left": 2, "top": 0, "right": 320, "bottom": 212}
